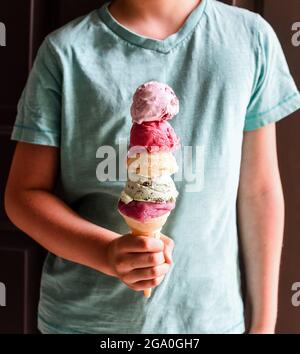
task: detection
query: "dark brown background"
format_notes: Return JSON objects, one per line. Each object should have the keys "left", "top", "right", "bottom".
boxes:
{"left": 0, "top": 0, "right": 299, "bottom": 333}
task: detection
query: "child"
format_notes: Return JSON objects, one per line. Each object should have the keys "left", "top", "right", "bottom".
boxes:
{"left": 5, "top": 0, "right": 300, "bottom": 334}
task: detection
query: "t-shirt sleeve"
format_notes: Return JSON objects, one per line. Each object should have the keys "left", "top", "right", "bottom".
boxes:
{"left": 11, "top": 38, "right": 62, "bottom": 147}
{"left": 244, "top": 15, "right": 300, "bottom": 131}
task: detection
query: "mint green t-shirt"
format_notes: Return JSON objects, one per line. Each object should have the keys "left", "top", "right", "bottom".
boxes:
{"left": 12, "top": 0, "right": 300, "bottom": 334}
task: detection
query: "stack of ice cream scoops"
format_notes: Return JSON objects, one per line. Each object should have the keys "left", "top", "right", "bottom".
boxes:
{"left": 118, "top": 81, "right": 180, "bottom": 298}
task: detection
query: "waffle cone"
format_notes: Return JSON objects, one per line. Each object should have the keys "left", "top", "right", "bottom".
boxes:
{"left": 120, "top": 212, "right": 170, "bottom": 298}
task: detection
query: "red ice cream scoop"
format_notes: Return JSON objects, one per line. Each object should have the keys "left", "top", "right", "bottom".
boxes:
{"left": 129, "top": 120, "right": 180, "bottom": 153}
{"left": 118, "top": 200, "right": 176, "bottom": 222}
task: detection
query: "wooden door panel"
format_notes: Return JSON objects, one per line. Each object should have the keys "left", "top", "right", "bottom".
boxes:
{"left": 262, "top": 0, "right": 300, "bottom": 334}
{"left": 0, "top": 232, "right": 45, "bottom": 333}
{"left": 221, "top": 0, "right": 262, "bottom": 12}
{"left": 0, "top": 0, "right": 31, "bottom": 126}
{"left": 0, "top": 0, "right": 50, "bottom": 334}
{"left": 50, "top": 0, "right": 103, "bottom": 28}
{"left": 0, "top": 0, "right": 49, "bottom": 126}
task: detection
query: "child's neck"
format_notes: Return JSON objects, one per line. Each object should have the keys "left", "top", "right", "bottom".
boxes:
{"left": 109, "top": 0, "right": 202, "bottom": 40}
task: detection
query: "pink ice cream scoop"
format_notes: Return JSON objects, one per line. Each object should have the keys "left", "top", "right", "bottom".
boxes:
{"left": 118, "top": 200, "right": 175, "bottom": 222}
{"left": 129, "top": 120, "right": 180, "bottom": 153}
{"left": 131, "top": 81, "right": 179, "bottom": 124}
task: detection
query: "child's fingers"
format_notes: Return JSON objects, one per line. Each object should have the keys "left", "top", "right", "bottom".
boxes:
{"left": 119, "top": 234, "right": 164, "bottom": 253}
{"left": 128, "top": 276, "right": 166, "bottom": 291}
{"left": 160, "top": 234, "right": 175, "bottom": 264}
{"left": 123, "top": 263, "right": 170, "bottom": 284}
{"left": 118, "top": 252, "right": 165, "bottom": 271}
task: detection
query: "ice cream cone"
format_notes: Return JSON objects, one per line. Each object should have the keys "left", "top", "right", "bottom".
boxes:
{"left": 118, "top": 81, "right": 179, "bottom": 300}
{"left": 120, "top": 212, "right": 170, "bottom": 298}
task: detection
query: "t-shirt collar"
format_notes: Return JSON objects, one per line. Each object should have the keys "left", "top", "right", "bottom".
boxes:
{"left": 98, "top": 0, "right": 208, "bottom": 53}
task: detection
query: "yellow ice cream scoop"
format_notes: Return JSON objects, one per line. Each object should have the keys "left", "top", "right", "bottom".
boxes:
{"left": 127, "top": 151, "right": 178, "bottom": 178}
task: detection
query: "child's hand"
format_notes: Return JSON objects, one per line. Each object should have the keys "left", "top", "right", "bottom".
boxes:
{"left": 107, "top": 234, "right": 174, "bottom": 291}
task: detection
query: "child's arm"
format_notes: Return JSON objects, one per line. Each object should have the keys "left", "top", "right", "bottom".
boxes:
{"left": 238, "top": 123, "right": 284, "bottom": 334}
{"left": 5, "top": 142, "right": 174, "bottom": 291}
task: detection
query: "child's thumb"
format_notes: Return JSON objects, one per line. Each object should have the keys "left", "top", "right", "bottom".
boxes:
{"left": 160, "top": 234, "right": 175, "bottom": 264}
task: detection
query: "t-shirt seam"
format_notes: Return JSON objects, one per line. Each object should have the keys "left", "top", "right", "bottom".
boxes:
{"left": 246, "top": 91, "right": 300, "bottom": 120}
{"left": 167, "top": 14, "right": 207, "bottom": 54}
{"left": 166, "top": 0, "right": 209, "bottom": 54}
{"left": 97, "top": 4, "right": 208, "bottom": 54}
{"left": 45, "top": 36, "right": 64, "bottom": 72}
{"left": 245, "top": 13, "right": 264, "bottom": 115}
{"left": 13, "top": 123, "right": 60, "bottom": 135}
{"left": 104, "top": 23, "right": 163, "bottom": 53}
{"left": 248, "top": 13, "right": 262, "bottom": 101}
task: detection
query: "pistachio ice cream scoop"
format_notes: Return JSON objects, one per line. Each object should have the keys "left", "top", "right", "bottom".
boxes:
{"left": 120, "top": 174, "right": 178, "bottom": 204}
